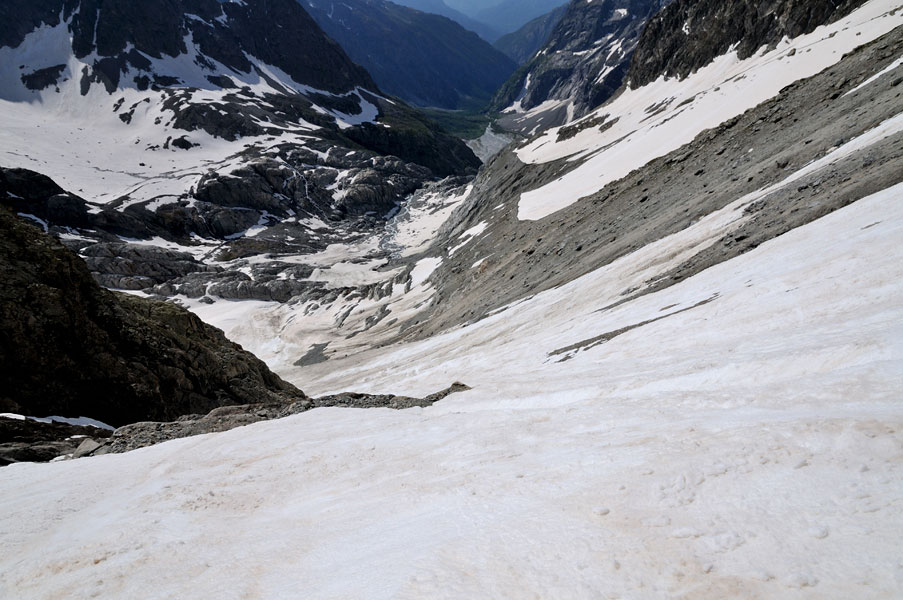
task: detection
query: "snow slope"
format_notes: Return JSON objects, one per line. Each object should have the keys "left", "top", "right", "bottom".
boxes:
{"left": 516, "top": 0, "right": 903, "bottom": 220}
{"left": 1, "top": 179, "right": 901, "bottom": 599}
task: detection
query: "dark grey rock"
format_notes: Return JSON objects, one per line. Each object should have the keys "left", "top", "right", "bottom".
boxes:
{"left": 0, "top": 416, "right": 112, "bottom": 466}
{"left": 81, "top": 242, "right": 218, "bottom": 290}
{"left": 82, "top": 382, "right": 471, "bottom": 456}
{"left": 73, "top": 437, "right": 103, "bottom": 458}
{"left": 0, "top": 207, "right": 308, "bottom": 428}
{"left": 20, "top": 63, "right": 66, "bottom": 90}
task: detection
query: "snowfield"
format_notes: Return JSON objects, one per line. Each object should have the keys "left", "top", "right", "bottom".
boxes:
{"left": 2, "top": 180, "right": 901, "bottom": 598}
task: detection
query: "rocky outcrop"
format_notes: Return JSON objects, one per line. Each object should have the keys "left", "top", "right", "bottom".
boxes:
{"left": 0, "top": 207, "right": 307, "bottom": 428}
{"left": 81, "top": 243, "right": 219, "bottom": 291}
{"left": 0, "top": 167, "right": 92, "bottom": 228}
{"left": 151, "top": 269, "right": 322, "bottom": 303}
{"left": 0, "top": 416, "right": 112, "bottom": 466}
{"left": 76, "top": 383, "right": 471, "bottom": 456}
{"left": 343, "top": 117, "right": 481, "bottom": 180}
{"left": 192, "top": 153, "right": 433, "bottom": 224}
{"left": 628, "top": 0, "right": 867, "bottom": 87}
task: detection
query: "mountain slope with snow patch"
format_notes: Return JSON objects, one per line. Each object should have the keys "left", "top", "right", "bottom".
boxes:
{"left": 0, "top": 0, "right": 481, "bottom": 307}
{"left": 491, "top": 0, "right": 670, "bottom": 135}
{"left": 516, "top": 0, "right": 902, "bottom": 220}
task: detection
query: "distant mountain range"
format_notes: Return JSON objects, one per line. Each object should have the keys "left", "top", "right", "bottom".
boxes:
{"left": 389, "top": 0, "right": 500, "bottom": 40}
{"left": 391, "top": 0, "right": 569, "bottom": 40}
{"left": 473, "top": 0, "right": 569, "bottom": 36}
{"left": 303, "top": 0, "right": 516, "bottom": 109}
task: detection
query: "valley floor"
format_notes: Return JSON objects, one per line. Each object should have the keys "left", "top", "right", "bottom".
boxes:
{"left": 1, "top": 182, "right": 900, "bottom": 598}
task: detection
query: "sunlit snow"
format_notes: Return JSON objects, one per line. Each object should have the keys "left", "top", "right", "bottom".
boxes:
{"left": 1, "top": 184, "right": 901, "bottom": 598}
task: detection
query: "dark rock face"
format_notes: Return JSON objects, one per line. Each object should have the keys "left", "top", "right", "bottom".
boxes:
{"left": 0, "top": 168, "right": 92, "bottom": 229}
{"left": 153, "top": 270, "right": 321, "bottom": 303}
{"left": 0, "top": 0, "right": 72, "bottom": 49}
{"left": 493, "top": 4, "right": 568, "bottom": 65}
{"left": 20, "top": 64, "right": 67, "bottom": 90}
{"left": 343, "top": 114, "right": 481, "bottom": 179}
{"left": 0, "top": 207, "right": 307, "bottom": 428}
{"left": 628, "top": 0, "right": 868, "bottom": 87}
{"left": 192, "top": 152, "right": 431, "bottom": 224}
{"left": 303, "top": 0, "right": 516, "bottom": 109}
{"left": 491, "top": 0, "right": 670, "bottom": 131}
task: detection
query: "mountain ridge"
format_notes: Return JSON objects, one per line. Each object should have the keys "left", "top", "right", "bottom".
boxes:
{"left": 389, "top": 0, "right": 500, "bottom": 40}
{"left": 628, "top": 0, "right": 870, "bottom": 87}
{"left": 303, "top": 0, "right": 516, "bottom": 109}
{"left": 493, "top": 4, "right": 568, "bottom": 65}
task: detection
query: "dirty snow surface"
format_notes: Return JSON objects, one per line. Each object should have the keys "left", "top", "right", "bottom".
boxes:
{"left": 2, "top": 2, "right": 903, "bottom": 597}
{"left": 2, "top": 179, "right": 902, "bottom": 597}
